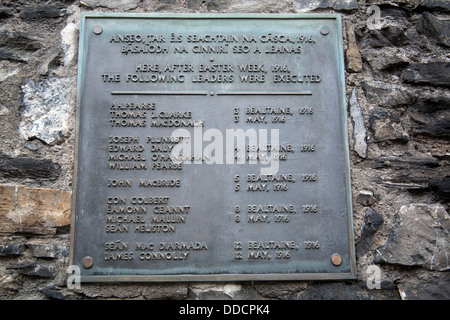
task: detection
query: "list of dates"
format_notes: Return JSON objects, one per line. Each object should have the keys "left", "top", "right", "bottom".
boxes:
{"left": 71, "top": 15, "right": 355, "bottom": 280}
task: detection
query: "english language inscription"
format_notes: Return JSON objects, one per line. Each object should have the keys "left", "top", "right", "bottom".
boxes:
{"left": 70, "top": 13, "right": 356, "bottom": 281}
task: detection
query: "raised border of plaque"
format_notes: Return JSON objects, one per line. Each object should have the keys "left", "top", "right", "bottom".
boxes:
{"left": 70, "top": 13, "right": 356, "bottom": 282}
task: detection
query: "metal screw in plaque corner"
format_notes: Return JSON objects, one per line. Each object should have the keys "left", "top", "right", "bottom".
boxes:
{"left": 320, "top": 25, "right": 329, "bottom": 36}
{"left": 93, "top": 25, "right": 103, "bottom": 35}
{"left": 82, "top": 256, "right": 94, "bottom": 269}
{"left": 331, "top": 254, "right": 342, "bottom": 266}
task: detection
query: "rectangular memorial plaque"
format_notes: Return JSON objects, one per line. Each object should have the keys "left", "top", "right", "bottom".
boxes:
{"left": 70, "top": 13, "right": 356, "bottom": 281}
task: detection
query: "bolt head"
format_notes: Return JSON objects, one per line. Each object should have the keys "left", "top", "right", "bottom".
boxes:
{"left": 320, "top": 25, "right": 330, "bottom": 35}
{"left": 331, "top": 254, "right": 342, "bottom": 266}
{"left": 93, "top": 25, "right": 103, "bottom": 35}
{"left": 82, "top": 256, "right": 93, "bottom": 269}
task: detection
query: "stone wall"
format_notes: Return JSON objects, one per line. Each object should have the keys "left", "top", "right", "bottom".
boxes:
{"left": 0, "top": 0, "right": 448, "bottom": 300}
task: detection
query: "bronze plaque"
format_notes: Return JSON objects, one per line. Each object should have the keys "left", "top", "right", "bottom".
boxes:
{"left": 70, "top": 13, "right": 356, "bottom": 281}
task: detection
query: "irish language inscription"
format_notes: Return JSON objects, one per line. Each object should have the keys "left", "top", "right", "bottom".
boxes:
{"left": 70, "top": 14, "right": 356, "bottom": 281}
